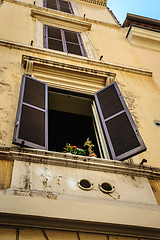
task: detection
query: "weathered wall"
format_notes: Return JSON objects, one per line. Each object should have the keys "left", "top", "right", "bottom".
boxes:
{"left": 0, "top": 0, "right": 160, "bottom": 238}
{"left": 8, "top": 159, "right": 157, "bottom": 205}
{"left": 0, "top": 0, "right": 160, "bottom": 166}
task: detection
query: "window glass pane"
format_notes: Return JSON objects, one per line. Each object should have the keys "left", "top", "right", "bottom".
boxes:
{"left": 48, "top": 38, "right": 63, "bottom": 51}
{"left": 60, "top": 7, "right": 71, "bottom": 13}
{"left": 47, "top": 0, "right": 57, "bottom": 3}
{"left": 59, "top": 0, "right": 69, "bottom": 7}
{"left": 46, "top": 3, "right": 57, "bottom": 10}
{"left": 67, "top": 43, "right": 82, "bottom": 55}
{"left": 48, "top": 27, "right": 62, "bottom": 40}
{"left": 65, "top": 31, "right": 79, "bottom": 43}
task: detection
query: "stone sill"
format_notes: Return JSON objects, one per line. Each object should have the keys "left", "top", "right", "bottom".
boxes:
{"left": 0, "top": 146, "right": 160, "bottom": 179}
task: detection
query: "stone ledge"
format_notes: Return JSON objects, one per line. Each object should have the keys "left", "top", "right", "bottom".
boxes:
{"left": 80, "top": 0, "right": 107, "bottom": 7}
{"left": 0, "top": 39, "right": 153, "bottom": 76}
{"left": 31, "top": 9, "right": 92, "bottom": 31}
{"left": 0, "top": 147, "right": 160, "bottom": 179}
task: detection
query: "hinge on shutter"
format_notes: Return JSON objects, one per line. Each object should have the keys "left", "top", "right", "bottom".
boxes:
{"left": 16, "top": 121, "right": 19, "bottom": 126}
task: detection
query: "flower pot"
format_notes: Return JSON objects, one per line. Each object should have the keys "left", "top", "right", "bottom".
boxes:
{"left": 89, "top": 153, "right": 97, "bottom": 158}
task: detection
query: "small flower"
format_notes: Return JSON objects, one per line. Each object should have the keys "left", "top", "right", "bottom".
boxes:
{"left": 72, "top": 146, "right": 77, "bottom": 149}
{"left": 84, "top": 138, "right": 95, "bottom": 155}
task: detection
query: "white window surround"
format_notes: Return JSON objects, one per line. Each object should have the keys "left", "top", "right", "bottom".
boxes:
{"left": 32, "top": 9, "right": 96, "bottom": 59}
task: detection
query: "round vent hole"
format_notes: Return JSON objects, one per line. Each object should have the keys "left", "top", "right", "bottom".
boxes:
{"left": 78, "top": 179, "right": 93, "bottom": 191}
{"left": 99, "top": 182, "right": 114, "bottom": 193}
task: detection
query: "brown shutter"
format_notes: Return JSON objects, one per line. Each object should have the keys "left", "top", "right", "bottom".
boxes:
{"left": 13, "top": 75, "right": 48, "bottom": 150}
{"left": 94, "top": 81, "right": 146, "bottom": 161}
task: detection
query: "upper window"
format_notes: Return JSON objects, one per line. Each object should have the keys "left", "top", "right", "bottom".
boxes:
{"left": 13, "top": 75, "right": 147, "bottom": 161}
{"left": 44, "top": 25, "right": 87, "bottom": 57}
{"left": 43, "top": 0, "right": 73, "bottom": 14}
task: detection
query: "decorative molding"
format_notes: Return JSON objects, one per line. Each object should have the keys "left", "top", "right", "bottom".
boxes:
{"left": 31, "top": 9, "right": 92, "bottom": 31}
{"left": 126, "top": 25, "right": 160, "bottom": 52}
{"left": 24, "top": 60, "right": 33, "bottom": 76}
{"left": 0, "top": 210, "right": 160, "bottom": 239}
{"left": 80, "top": 0, "right": 107, "bottom": 7}
{"left": 22, "top": 55, "right": 115, "bottom": 78}
{"left": 22, "top": 55, "right": 115, "bottom": 94}
{"left": 1, "top": 147, "right": 160, "bottom": 179}
{"left": 0, "top": 39, "right": 153, "bottom": 76}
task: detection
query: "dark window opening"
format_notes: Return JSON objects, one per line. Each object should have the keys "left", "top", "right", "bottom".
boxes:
{"left": 48, "top": 90, "right": 100, "bottom": 157}
{"left": 44, "top": 26, "right": 87, "bottom": 57}
{"left": 44, "top": 0, "right": 73, "bottom": 14}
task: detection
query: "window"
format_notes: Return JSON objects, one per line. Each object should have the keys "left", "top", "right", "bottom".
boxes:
{"left": 43, "top": 0, "right": 73, "bottom": 14}
{"left": 13, "top": 75, "right": 146, "bottom": 161}
{"left": 44, "top": 26, "right": 87, "bottom": 57}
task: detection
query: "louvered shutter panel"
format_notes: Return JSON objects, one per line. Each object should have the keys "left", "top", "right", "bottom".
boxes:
{"left": 13, "top": 75, "right": 48, "bottom": 150}
{"left": 94, "top": 81, "right": 146, "bottom": 161}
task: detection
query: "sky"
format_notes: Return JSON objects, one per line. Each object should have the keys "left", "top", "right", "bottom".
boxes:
{"left": 107, "top": 0, "right": 160, "bottom": 25}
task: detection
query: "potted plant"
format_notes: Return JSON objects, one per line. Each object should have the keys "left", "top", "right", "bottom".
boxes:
{"left": 63, "top": 143, "right": 86, "bottom": 156}
{"left": 84, "top": 138, "right": 97, "bottom": 157}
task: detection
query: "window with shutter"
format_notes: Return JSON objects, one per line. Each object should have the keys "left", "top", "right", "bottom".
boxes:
{"left": 94, "top": 81, "right": 146, "bottom": 161}
{"left": 44, "top": 26, "right": 87, "bottom": 57}
{"left": 43, "top": 0, "right": 73, "bottom": 14}
{"left": 13, "top": 75, "right": 48, "bottom": 150}
{"left": 13, "top": 76, "right": 146, "bottom": 161}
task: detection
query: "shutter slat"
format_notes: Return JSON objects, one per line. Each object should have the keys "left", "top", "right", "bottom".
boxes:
{"left": 95, "top": 81, "right": 146, "bottom": 161}
{"left": 13, "top": 75, "right": 48, "bottom": 150}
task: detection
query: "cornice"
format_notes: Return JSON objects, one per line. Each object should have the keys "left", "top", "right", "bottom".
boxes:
{"left": 31, "top": 9, "right": 92, "bottom": 31}
{"left": 126, "top": 25, "right": 160, "bottom": 52}
{"left": 0, "top": 39, "right": 152, "bottom": 76}
{"left": 1, "top": 147, "right": 160, "bottom": 179}
{"left": 79, "top": 0, "right": 107, "bottom": 7}
{"left": 22, "top": 55, "right": 115, "bottom": 78}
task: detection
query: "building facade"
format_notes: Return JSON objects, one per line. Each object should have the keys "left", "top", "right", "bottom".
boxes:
{"left": 0, "top": 0, "right": 160, "bottom": 239}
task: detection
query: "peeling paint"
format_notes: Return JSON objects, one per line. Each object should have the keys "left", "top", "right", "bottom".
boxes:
{"left": 42, "top": 177, "right": 48, "bottom": 188}
{"left": 0, "top": 130, "right": 7, "bottom": 140}
{"left": 24, "top": 178, "right": 31, "bottom": 190}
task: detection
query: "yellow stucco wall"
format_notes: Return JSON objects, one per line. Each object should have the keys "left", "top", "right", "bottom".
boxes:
{"left": 0, "top": 2, "right": 35, "bottom": 45}
{"left": 0, "top": 1, "right": 160, "bottom": 238}
{"left": 0, "top": 1, "right": 160, "bottom": 167}
{"left": 74, "top": 0, "right": 117, "bottom": 24}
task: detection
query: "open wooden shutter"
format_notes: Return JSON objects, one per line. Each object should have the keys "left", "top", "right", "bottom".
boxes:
{"left": 94, "top": 81, "right": 146, "bottom": 161}
{"left": 13, "top": 75, "right": 48, "bottom": 150}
